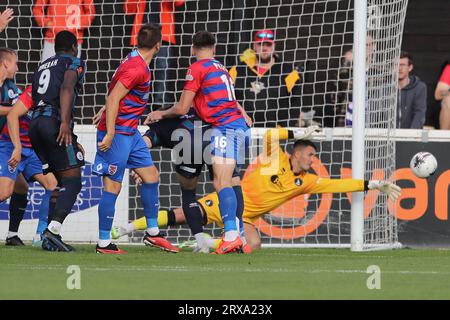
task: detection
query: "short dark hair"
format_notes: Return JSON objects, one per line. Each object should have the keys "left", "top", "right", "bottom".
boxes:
{"left": 293, "top": 139, "right": 317, "bottom": 151}
{"left": 54, "top": 31, "right": 77, "bottom": 53}
{"left": 0, "top": 48, "right": 16, "bottom": 62}
{"left": 137, "top": 24, "right": 162, "bottom": 49}
{"left": 400, "top": 51, "right": 413, "bottom": 65}
{"left": 192, "top": 31, "right": 216, "bottom": 49}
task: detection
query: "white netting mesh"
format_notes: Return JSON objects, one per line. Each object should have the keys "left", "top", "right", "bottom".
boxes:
{"left": 0, "top": 0, "right": 407, "bottom": 248}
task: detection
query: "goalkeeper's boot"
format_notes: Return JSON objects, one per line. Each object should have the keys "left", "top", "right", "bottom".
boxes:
{"left": 212, "top": 237, "right": 243, "bottom": 255}
{"left": 96, "top": 242, "right": 126, "bottom": 254}
{"left": 5, "top": 235, "right": 25, "bottom": 246}
{"left": 193, "top": 244, "right": 210, "bottom": 254}
{"left": 41, "top": 229, "right": 75, "bottom": 252}
{"left": 178, "top": 239, "right": 197, "bottom": 249}
{"left": 143, "top": 232, "right": 179, "bottom": 253}
{"left": 111, "top": 226, "right": 127, "bottom": 240}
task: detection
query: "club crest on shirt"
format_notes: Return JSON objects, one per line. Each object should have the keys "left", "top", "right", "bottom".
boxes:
{"left": 185, "top": 69, "right": 194, "bottom": 81}
{"left": 108, "top": 165, "right": 118, "bottom": 175}
{"left": 8, "top": 89, "right": 16, "bottom": 99}
{"left": 294, "top": 178, "right": 303, "bottom": 187}
{"left": 250, "top": 80, "right": 265, "bottom": 95}
{"left": 76, "top": 152, "right": 84, "bottom": 161}
{"left": 205, "top": 199, "right": 213, "bottom": 207}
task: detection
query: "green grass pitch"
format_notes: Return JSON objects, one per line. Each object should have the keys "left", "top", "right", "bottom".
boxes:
{"left": 1, "top": 245, "right": 449, "bottom": 299}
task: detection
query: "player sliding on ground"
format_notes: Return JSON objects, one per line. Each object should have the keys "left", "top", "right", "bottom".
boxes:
{"left": 146, "top": 31, "right": 251, "bottom": 254}
{"left": 94, "top": 24, "right": 177, "bottom": 254}
{"left": 113, "top": 127, "right": 402, "bottom": 251}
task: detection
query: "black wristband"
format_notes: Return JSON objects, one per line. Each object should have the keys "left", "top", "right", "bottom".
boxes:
{"left": 288, "top": 130, "right": 294, "bottom": 140}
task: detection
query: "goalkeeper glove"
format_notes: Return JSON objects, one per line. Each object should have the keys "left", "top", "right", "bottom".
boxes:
{"left": 368, "top": 180, "right": 402, "bottom": 201}
{"left": 292, "top": 125, "right": 320, "bottom": 140}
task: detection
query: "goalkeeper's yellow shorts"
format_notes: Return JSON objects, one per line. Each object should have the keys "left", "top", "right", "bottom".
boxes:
{"left": 198, "top": 192, "right": 255, "bottom": 227}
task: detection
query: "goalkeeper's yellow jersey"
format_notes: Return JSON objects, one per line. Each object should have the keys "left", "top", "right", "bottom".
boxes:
{"left": 199, "top": 128, "right": 366, "bottom": 225}
{"left": 241, "top": 129, "right": 365, "bottom": 223}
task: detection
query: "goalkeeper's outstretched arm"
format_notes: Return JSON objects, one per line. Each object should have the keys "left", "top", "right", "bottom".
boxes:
{"left": 262, "top": 125, "right": 319, "bottom": 160}
{"left": 308, "top": 177, "right": 402, "bottom": 202}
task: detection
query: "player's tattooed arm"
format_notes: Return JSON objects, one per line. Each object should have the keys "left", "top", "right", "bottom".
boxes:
{"left": 145, "top": 90, "right": 195, "bottom": 124}
{"left": 434, "top": 81, "right": 450, "bottom": 101}
{"left": 93, "top": 105, "right": 106, "bottom": 126}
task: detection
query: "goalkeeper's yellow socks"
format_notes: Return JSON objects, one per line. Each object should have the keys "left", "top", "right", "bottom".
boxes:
{"left": 157, "top": 210, "right": 168, "bottom": 228}
{"left": 132, "top": 209, "right": 176, "bottom": 230}
{"left": 132, "top": 216, "right": 148, "bottom": 230}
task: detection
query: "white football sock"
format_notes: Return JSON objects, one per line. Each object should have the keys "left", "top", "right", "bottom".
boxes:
{"left": 194, "top": 233, "right": 207, "bottom": 248}
{"left": 7, "top": 231, "right": 18, "bottom": 239}
{"left": 224, "top": 230, "right": 238, "bottom": 242}
{"left": 48, "top": 221, "right": 62, "bottom": 235}
{"left": 124, "top": 223, "right": 135, "bottom": 235}
{"left": 206, "top": 237, "right": 218, "bottom": 248}
{"left": 98, "top": 239, "right": 111, "bottom": 248}
{"left": 146, "top": 227, "right": 159, "bottom": 236}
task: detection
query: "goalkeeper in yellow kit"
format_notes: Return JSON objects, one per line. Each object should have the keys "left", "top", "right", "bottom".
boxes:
{"left": 112, "top": 126, "right": 401, "bottom": 252}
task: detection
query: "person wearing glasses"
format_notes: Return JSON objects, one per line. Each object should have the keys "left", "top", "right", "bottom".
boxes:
{"left": 229, "top": 29, "right": 303, "bottom": 128}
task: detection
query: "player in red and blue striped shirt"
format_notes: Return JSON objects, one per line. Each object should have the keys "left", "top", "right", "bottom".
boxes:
{"left": 96, "top": 54, "right": 151, "bottom": 135}
{"left": 94, "top": 24, "right": 177, "bottom": 254}
{"left": 147, "top": 31, "right": 252, "bottom": 254}
{"left": 4, "top": 85, "right": 58, "bottom": 246}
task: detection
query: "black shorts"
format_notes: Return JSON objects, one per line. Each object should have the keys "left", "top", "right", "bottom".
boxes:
{"left": 29, "top": 116, "right": 85, "bottom": 174}
{"left": 144, "top": 119, "right": 240, "bottom": 180}
{"left": 175, "top": 163, "right": 241, "bottom": 180}
{"left": 175, "top": 163, "right": 212, "bottom": 179}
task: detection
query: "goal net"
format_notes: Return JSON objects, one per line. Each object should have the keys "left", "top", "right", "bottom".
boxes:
{"left": 0, "top": 0, "right": 408, "bottom": 249}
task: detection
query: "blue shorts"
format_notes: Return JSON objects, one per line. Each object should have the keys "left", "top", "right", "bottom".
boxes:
{"left": 93, "top": 130, "right": 154, "bottom": 183}
{"left": 0, "top": 141, "right": 43, "bottom": 181}
{"left": 211, "top": 118, "right": 249, "bottom": 166}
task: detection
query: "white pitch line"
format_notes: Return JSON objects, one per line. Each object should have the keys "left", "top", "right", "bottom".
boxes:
{"left": 2, "top": 264, "right": 450, "bottom": 276}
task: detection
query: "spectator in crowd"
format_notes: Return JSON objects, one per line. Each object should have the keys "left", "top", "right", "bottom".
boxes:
{"left": 33, "top": 0, "right": 96, "bottom": 62}
{"left": 229, "top": 29, "right": 302, "bottom": 127}
{"left": 434, "top": 59, "right": 450, "bottom": 130}
{"left": 335, "top": 34, "right": 375, "bottom": 127}
{"left": 124, "top": 0, "right": 185, "bottom": 108}
{"left": 396, "top": 51, "right": 427, "bottom": 129}
{"left": 0, "top": 8, "right": 14, "bottom": 33}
